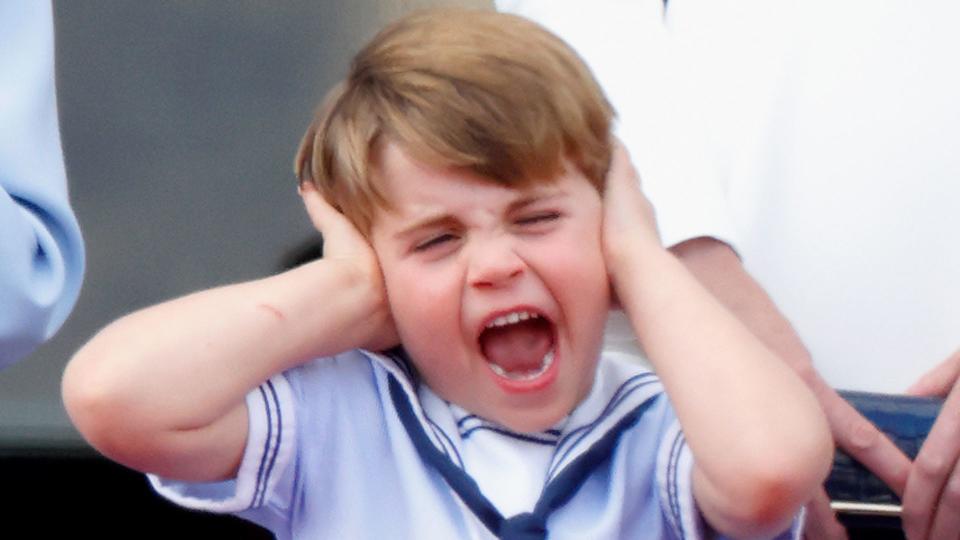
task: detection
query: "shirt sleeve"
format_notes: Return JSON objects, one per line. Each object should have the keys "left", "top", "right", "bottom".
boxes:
{"left": 148, "top": 373, "right": 298, "bottom": 532}
{"left": 148, "top": 351, "right": 395, "bottom": 537}
{"left": 493, "top": 0, "right": 740, "bottom": 250}
{"left": 0, "top": 1, "right": 85, "bottom": 368}
{"left": 655, "top": 420, "right": 805, "bottom": 540}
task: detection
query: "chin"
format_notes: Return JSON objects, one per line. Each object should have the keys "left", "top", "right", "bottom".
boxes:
{"left": 494, "top": 402, "right": 573, "bottom": 434}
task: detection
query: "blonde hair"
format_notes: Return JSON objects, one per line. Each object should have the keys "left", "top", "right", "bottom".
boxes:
{"left": 295, "top": 8, "right": 614, "bottom": 235}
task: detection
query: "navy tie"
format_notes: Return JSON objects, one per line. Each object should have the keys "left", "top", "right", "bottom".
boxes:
{"left": 388, "top": 375, "right": 655, "bottom": 539}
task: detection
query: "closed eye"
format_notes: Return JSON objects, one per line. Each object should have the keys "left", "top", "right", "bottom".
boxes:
{"left": 413, "top": 233, "right": 458, "bottom": 252}
{"left": 516, "top": 212, "right": 561, "bottom": 226}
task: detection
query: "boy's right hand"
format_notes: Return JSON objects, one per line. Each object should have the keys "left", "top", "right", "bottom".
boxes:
{"left": 300, "top": 182, "right": 399, "bottom": 352}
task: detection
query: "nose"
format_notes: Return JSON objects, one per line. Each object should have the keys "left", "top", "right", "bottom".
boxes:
{"left": 467, "top": 235, "right": 525, "bottom": 289}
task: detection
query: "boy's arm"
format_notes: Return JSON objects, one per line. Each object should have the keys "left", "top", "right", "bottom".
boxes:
{"left": 673, "top": 237, "right": 913, "bottom": 539}
{"left": 602, "top": 145, "right": 833, "bottom": 538}
{"left": 62, "top": 185, "right": 396, "bottom": 482}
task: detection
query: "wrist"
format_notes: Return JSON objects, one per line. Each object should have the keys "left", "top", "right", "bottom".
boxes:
{"left": 606, "top": 235, "right": 667, "bottom": 288}
{"left": 259, "top": 259, "right": 392, "bottom": 363}
{"left": 609, "top": 247, "right": 688, "bottom": 336}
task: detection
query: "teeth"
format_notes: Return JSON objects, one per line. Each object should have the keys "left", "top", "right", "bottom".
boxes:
{"left": 486, "top": 310, "right": 539, "bottom": 329}
{"left": 488, "top": 350, "right": 554, "bottom": 381}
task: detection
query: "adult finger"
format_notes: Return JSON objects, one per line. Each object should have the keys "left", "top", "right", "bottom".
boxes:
{"left": 902, "top": 381, "right": 960, "bottom": 540}
{"left": 907, "top": 349, "right": 960, "bottom": 397}
{"left": 818, "top": 386, "right": 911, "bottom": 496}
{"left": 926, "top": 461, "right": 960, "bottom": 540}
{"left": 803, "top": 488, "right": 848, "bottom": 540}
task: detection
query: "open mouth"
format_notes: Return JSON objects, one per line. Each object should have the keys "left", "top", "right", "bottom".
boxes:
{"left": 478, "top": 309, "right": 556, "bottom": 383}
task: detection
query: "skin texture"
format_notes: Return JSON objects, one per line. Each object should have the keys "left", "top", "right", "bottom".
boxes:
{"left": 368, "top": 142, "right": 611, "bottom": 433}
{"left": 602, "top": 144, "right": 831, "bottom": 538}
{"left": 903, "top": 349, "right": 960, "bottom": 540}
{"left": 671, "top": 237, "right": 951, "bottom": 539}
{"left": 63, "top": 141, "right": 830, "bottom": 538}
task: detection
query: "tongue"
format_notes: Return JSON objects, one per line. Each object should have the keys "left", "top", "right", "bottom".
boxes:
{"left": 480, "top": 318, "right": 553, "bottom": 373}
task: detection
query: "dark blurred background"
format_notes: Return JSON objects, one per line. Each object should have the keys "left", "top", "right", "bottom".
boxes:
{"left": 0, "top": 1, "right": 484, "bottom": 536}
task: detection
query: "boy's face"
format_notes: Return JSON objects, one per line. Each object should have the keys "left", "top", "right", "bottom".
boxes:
{"left": 369, "top": 142, "right": 610, "bottom": 432}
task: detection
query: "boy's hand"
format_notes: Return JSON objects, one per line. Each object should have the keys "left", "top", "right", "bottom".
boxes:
{"left": 601, "top": 141, "right": 663, "bottom": 289}
{"left": 300, "top": 182, "right": 399, "bottom": 352}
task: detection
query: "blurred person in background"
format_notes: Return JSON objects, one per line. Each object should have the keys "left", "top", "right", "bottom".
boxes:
{"left": 1, "top": 1, "right": 85, "bottom": 370}
{"left": 497, "top": 1, "right": 960, "bottom": 539}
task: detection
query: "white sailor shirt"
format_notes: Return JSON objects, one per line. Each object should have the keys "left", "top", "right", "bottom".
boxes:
{"left": 150, "top": 350, "right": 802, "bottom": 540}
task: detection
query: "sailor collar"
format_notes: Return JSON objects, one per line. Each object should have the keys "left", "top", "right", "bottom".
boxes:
{"left": 363, "top": 349, "right": 664, "bottom": 540}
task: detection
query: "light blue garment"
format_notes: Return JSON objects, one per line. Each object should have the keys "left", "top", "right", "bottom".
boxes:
{"left": 151, "top": 351, "right": 802, "bottom": 539}
{"left": 1, "top": 1, "right": 85, "bottom": 368}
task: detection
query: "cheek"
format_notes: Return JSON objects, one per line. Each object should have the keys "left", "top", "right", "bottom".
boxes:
{"left": 383, "top": 263, "right": 462, "bottom": 348}
{"left": 541, "top": 223, "right": 611, "bottom": 326}
{"left": 550, "top": 217, "right": 608, "bottom": 291}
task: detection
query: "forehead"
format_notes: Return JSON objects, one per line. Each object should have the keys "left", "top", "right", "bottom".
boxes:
{"left": 370, "top": 142, "right": 563, "bottom": 219}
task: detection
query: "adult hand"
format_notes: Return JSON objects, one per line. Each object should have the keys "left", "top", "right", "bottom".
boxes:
{"left": 666, "top": 237, "right": 911, "bottom": 539}
{"left": 299, "top": 181, "right": 399, "bottom": 352}
{"left": 803, "top": 488, "right": 849, "bottom": 540}
{"left": 902, "top": 349, "right": 960, "bottom": 540}
{"left": 802, "top": 376, "right": 912, "bottom": 539}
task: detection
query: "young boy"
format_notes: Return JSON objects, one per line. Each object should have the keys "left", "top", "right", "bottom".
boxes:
{"left": 62, "top": 9, "right": 831, "bottom": 540}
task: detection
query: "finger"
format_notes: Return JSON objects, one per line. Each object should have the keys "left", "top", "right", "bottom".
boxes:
{"left": 819, "top": 388, "right": 911, "bottom": 496}
{"left": 602, "top": 140, "right": 660, "bottom": 245}
{"left": 903, "top": 383, "right": 960, "bottom": 540}
{"left": 604, "top": 141, "right": 637, "bottom": 194}
{"left": 299, "top": 194, "right": 369, "bottom": 262}
{"left": 299, "top": 182, "right": 353, "bottom": 233}
{"left": 927, "top": 463, "right": 960, "bottom": 540}
{"left": 298, "top": 181, "right": 338, "bottom": 231}
{"left": 907, "top": 349, "right": 960, "bottom": 397}
{"left": 803, "top": 488, "right": 849, "bottom": 540}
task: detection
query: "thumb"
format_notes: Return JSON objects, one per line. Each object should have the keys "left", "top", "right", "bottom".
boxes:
{"left": 905, "top": 349, "right": 960, "bottom": 397}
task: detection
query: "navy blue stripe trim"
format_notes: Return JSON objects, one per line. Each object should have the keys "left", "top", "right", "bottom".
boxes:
{"left": 457, "top": 414, "right": 479, "bottom": 428}
{"left": 461, "top": 425, "right": 559, "bottom": 446}
{"left": 457, "top": 414, "right": 560, "bottom": 444}
{"left": 387, "top": 355, "right": 413, "bottom": 380}
{"left": 553, "top": 373, "right": 657, "bottom": 457}
{"left": 388, "top": 375, "right": 504, "bottom": 535}
{"left": 548, "top": 374, "right": 658, "bottom": 479}
{"left": 256, "top": 380, "right": 283, "bottom": 508}
{"left": 251, "top": 383, "right": 275, "bottom": 508}
{"left": 390, "top": 372, "right": 662, "bottom": 539}
{"left": 533, "top": 395, "right": 660, "bottom": 518}
{"left": 666, "top": 429, "right": 685, "bottom": 539}
{"left": 382, "top": 351, "right": 465, "bottom": 467}
{"left": 457, "top": 414, "right": 563, "bottom": 437}
{"left": 426, "top": 415, "right": 465, "bottom": 468}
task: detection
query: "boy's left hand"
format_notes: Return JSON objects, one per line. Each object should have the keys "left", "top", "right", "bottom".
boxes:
{"left": 601, "top": 140, "right": 663, "bottom": 287}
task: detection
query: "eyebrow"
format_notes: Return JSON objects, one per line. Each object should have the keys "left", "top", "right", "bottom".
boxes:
{"left": 392, "top": 189, "right": 569, "bottom": 241}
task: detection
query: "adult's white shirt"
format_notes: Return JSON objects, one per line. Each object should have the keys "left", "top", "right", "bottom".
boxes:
{"left": 498, "top": 0, "right": 960, "bottom": 393}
